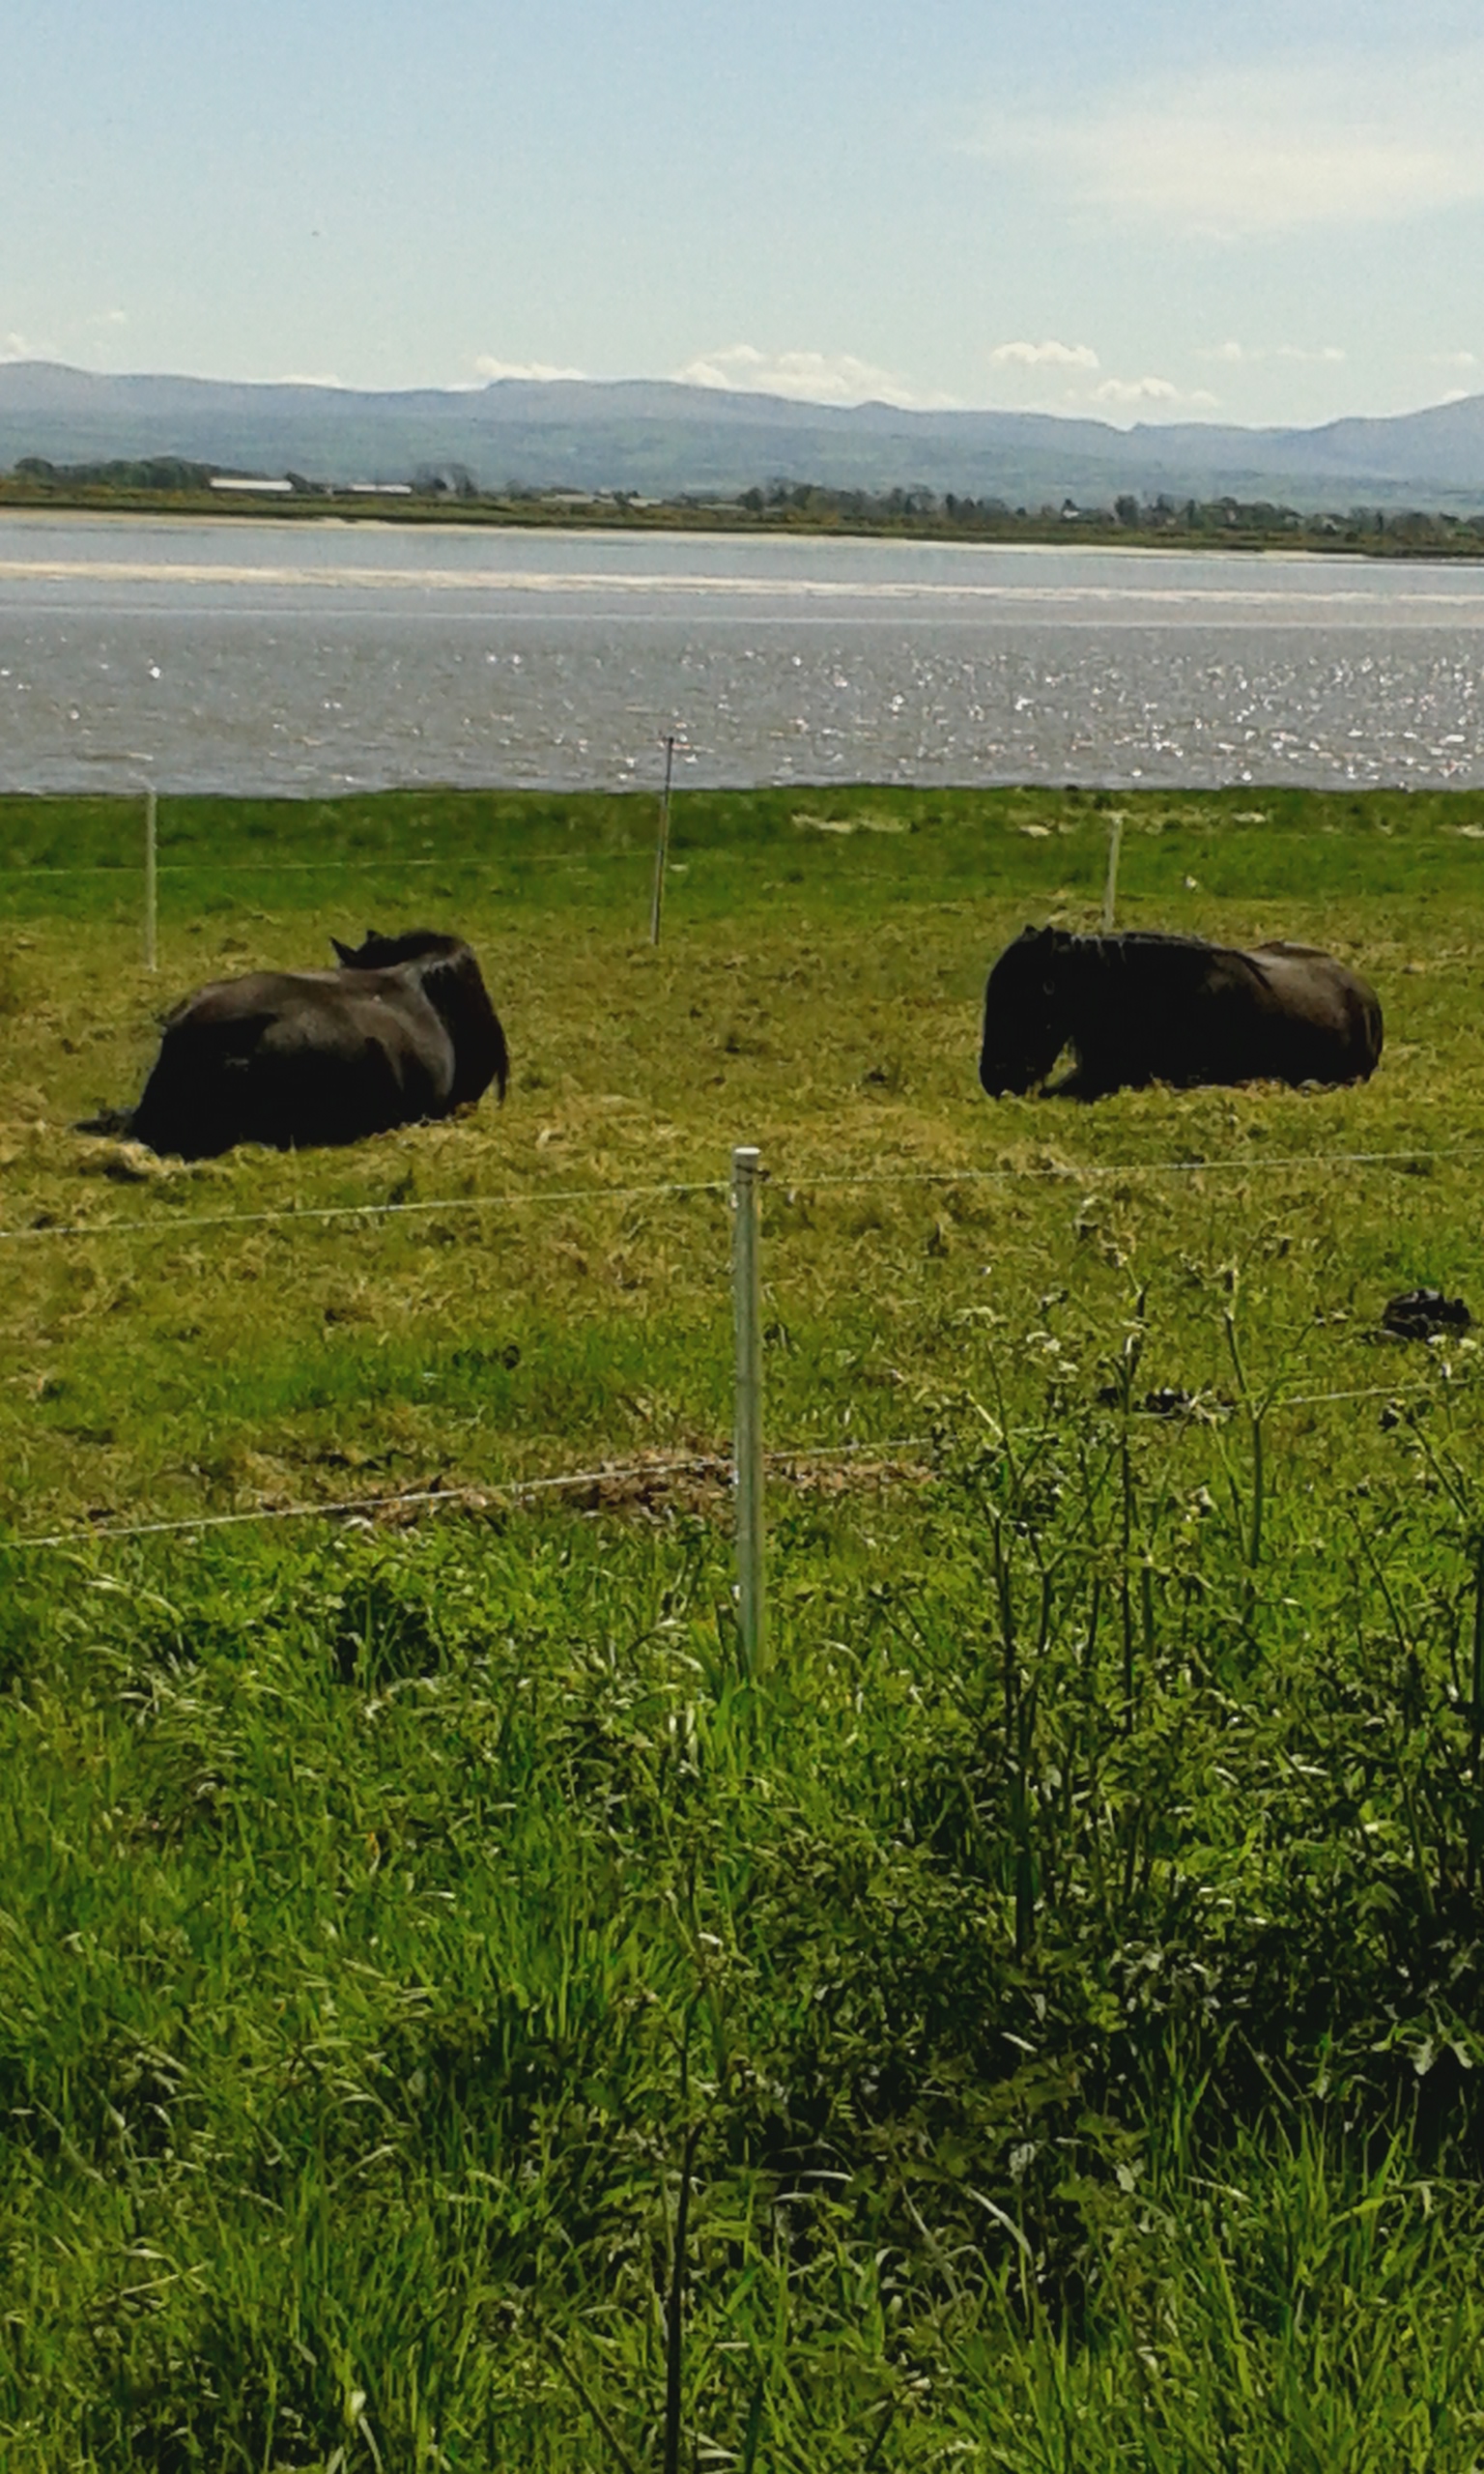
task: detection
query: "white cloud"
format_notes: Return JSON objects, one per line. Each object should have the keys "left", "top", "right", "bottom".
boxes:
{"left": 276, "top": 372, "right": 346, "bottom": 388}
{"left": 674, "top": 343, "right": 954, "bottom": 409}
{"left": 2, "top": 331, "right": 53, "bottom": 361}
{"left": 990, "top": 338, "right": 1099, "bottom": 370}
{"left": 1434, "top": 349, "right": 1478, "bottom": 369}
{"left": 1198, "top": 341, "right": 1346, "bottom": 366}
{"left": 1093, "top": 376, "right": 1179, "bottom": 405}
{"left": 989, "top": 360, "right": 1220, "bottom": 423}
{"left": 474, "top": 355, "right": 586, "bottom": 383}
{"left": 974, "top": 49, "right": 1484, "bottom": 236}
{"left": 1090, "top": 376, "right": 1217, "bottom": 411}
{"left": 987, "top": 342, "right": 1220, "bottom": 420}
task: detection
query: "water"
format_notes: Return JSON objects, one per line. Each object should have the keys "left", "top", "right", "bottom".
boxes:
{"left": 3, "top": 511, "right": 1484, "bottom": 797}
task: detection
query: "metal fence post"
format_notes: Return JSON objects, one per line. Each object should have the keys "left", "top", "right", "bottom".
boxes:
{"left": 143, "top": 785, "right": 158, "bottom": 972}
{"left": 730, "top": 1144, "right": 765, "bottom": 1674}
{"left": 649, "top": 733, "right": 676, "bottom": 946}
{"left": 1101, "top": 811, "right": 1124, "bottom": 934}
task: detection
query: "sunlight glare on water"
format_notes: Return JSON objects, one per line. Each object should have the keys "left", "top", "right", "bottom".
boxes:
{"left": 2, "top": 514, "right": 1484, "bottom": 794}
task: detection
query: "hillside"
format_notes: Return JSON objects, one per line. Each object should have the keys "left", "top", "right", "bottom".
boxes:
{"left": 5, "top": 362, "right": 1484, "bottom": 511}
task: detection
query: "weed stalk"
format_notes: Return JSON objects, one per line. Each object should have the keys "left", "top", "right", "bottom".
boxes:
{"left": 1470, "top": 1534, "right": 1484, "bottom": 1887}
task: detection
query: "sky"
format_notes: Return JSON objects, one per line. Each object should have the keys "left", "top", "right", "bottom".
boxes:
{"left": 3, "top": 0, "right": 1482, "bottom": 430}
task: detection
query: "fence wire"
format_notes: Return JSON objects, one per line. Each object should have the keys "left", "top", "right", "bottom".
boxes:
{"left": 5, "top": 1135, "right": 1470, "bottom": 1555}
{"left": 1, "top": 1176, "right": 728, "bottom": 1246}
{"left": 1, "top": 847, "right": 654, "bottom": 880}
{"left": 5, "top": 1140, "right": 1477, "bottom": 1250}
{"left": 3, "top": 1435, "right": 937, "bottom": 1554}
{"left": 5, "top": 1369, "right": 1458, "bottom": 1557}
{"left": 796, "top": 1141, "right": 1484, "bottom": 1193}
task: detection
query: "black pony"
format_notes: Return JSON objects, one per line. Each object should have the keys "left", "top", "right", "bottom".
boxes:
{"left": 120, "top": 928, "right": 509, "bottom": 1159}
{"left": 980, "top": 926, "right": 1383, "bottom": 1100}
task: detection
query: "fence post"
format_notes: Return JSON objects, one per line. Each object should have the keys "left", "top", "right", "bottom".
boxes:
{"left": 649, "top": 733, "right": 676, "bottom": 946}
{"left": 143, "top": 785, "right": 158, "bottom": 972}
{"left": 730, "top": 1144, "right": 765, "bottom": 1675}
{"left": 1101, "top": 812, "right": 1124, "bottom": 935}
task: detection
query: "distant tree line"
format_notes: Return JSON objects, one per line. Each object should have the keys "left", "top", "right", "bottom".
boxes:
{"left": 7, "top": 457, "right": 1484, "bottom": 555}
{"left": 7, "top": 456, "right": 482, "bottom": 499}
{"left": 728, "top": 479, "right": 1484, "bottom": 552}
{"left": 13, "top": 454, "right": 225, "bottom": 493}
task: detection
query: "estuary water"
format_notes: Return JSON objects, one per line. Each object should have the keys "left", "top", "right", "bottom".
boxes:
{"left": 3, "top": 511, "right": 1484, "bottom": 797}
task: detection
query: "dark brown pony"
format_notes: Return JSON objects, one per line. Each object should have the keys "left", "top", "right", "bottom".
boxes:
{"left": 121, "top": 928, "right": 509, "bottom": 1159}
{"left": 980, "top": 927, "right": 1383, "bottom": 1099}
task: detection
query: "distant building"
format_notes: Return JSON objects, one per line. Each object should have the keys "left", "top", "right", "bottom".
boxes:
{"left": 210, "top": 475, "right": 294, "bottom": 495}
{"left": 347, "top": 481, "right": 414, "bottom": 496}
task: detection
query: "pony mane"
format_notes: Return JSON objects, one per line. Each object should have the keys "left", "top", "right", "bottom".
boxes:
{"left": 334, "top": 927, "right": 467, "bottom": 969}
{"left": 1073, "top": 929, "right": 1217, "bottom": 960}
{"left": 333, "top": 928, "right": 508, "bottom": 1103}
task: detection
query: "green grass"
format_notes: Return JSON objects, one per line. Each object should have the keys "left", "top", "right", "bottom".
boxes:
{"left": 5, "top": 785, "right": 1484, "bottom": 2466}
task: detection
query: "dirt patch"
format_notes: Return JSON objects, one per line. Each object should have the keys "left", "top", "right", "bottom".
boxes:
{"left": 350, "top": 1446, "right": 935, "bottom": 1531}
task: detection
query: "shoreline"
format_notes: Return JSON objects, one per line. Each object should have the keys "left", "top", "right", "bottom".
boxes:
{"left": 3, "top": 490, "right": 1484, "bottom": 564}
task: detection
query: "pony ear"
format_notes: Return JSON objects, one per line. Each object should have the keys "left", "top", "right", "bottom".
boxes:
{"left": 331, "top": 936, "right": 356, "bottom": 964}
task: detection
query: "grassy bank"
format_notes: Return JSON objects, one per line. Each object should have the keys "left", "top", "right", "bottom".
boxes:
{"left": 4, "top": 785, "right": 1484, "bottom": 2465}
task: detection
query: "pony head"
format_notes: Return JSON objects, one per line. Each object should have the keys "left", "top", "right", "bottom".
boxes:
{"left": 979, "top": 926, "right": 1070, "bottom": 1097}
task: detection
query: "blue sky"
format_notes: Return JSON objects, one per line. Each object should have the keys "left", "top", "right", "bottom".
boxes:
{"left": 4, "top": 0, "right": 1481, "bottom": 427}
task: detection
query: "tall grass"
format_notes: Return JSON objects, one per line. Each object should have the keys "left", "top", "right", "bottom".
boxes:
{"left": 4, "top": 1446, "right": 1484, "bottom": 2465}
{"left": 4, "top": 786, "right": 1484, "bottom": 2462}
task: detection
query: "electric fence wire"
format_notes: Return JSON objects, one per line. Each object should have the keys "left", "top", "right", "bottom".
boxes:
{"left": 4, "top": 1374, "right": 1457, "bottom": 1555}
{"left": 3, "top": 1435, "right": 939, "bottom": 1554}
{"left": 0, "top": 847, "right": 656, "bottom": 879}
{"left": 4, "top": 1141, "right": 1479, "bottom": 1249}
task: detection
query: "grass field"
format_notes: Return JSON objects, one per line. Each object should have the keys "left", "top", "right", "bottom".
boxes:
{"left": 5, "top": 782, "right": 1484, "bottom": 2467}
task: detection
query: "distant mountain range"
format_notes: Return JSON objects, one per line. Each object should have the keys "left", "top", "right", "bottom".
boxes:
{"left": 5, "top": 361, "right": 1484, "bottom": 512}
